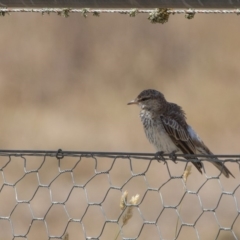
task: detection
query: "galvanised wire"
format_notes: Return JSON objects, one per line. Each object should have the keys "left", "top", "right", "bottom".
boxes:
{"left": 0, "top": 8, "right": 239, "bottom": 14}
{"left": 0, "top": 8, "right": 239, "bottom": 18}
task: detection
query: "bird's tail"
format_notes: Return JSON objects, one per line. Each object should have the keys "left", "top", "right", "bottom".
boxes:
{"left": 191, "top": 161, "right": 203, "bottom": 174}
{"left": 187, "top": 158, "right": 234, "bottom": 178}
{"left": 210, "top": 160, "right": 234, "bottom": 178}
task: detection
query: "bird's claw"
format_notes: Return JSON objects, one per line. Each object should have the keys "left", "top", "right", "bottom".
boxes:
{"left": 155, "top": 151, "right": 166, "bottom": 164}
{"left": 169, "top": 150, "right": 178, "bottom": 163}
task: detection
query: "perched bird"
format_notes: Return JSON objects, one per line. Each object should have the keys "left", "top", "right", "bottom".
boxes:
{"left": 128, "top": 89, "right": 234, "bottom": 178}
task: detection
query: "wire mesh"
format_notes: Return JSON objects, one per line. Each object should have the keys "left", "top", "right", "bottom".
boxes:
{"left": 0, "top": 150, "right": 240, "bottom": 240}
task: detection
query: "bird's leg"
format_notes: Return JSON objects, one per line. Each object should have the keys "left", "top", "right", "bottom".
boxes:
{"left": 169, "top": 150, "right": 178, "bottom": 163}
{"left": 155, "top": 151, "right": 166, "bottom": 163}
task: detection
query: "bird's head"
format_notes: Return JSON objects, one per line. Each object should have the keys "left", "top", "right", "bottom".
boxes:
{"left": 128, "top": 89, "right": 167, "bottom": 111}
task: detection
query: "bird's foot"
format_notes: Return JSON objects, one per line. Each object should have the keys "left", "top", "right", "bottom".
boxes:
{"left": 155, "top": 151, "right": 166, "bottom": 163}
{"left": 169, "top": 150, "right": 178, "bottom": 163}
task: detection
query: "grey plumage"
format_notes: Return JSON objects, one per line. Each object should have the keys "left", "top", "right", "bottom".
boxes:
{"left": 128, "top": 89, "right": 234, "bottom": 178}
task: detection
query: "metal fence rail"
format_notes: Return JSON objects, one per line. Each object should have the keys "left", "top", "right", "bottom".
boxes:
{"left": 0, "top": 150, "right": 239, "bottom": 240}
{"left": 0, "top": 8, "right": 239, "bottom": 24}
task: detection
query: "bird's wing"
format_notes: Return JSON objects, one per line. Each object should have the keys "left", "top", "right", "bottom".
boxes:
{"left": 187, "top": 125, "right": 211, "bottom": 154}
{"left": 160, "top": 116, "right": 203, "bottom": 174}
{"left": 160, "top": 116, "right": 196, "bottom": 154}
{"left": 161, "top": 116, "right": 234, "bottom": 178}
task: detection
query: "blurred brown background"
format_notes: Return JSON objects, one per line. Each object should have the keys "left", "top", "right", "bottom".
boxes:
{"left": 0, "top": 12, "right": 239, "bottom": 240}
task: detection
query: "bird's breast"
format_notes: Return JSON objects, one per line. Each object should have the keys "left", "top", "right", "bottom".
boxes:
{"left": 140, "top": 111, "right": 179, "bottom": 153}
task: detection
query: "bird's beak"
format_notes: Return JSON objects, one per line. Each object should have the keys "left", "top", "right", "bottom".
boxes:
{"left": 127, "top": 99, "right": 139, "bottom": 105}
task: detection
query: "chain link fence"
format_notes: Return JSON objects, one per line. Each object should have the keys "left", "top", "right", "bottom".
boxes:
{"left": 0, "top": 150, "right": 239, "bottom": 240}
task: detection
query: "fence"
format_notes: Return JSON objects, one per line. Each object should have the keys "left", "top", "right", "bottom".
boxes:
{"left": 0, "top": 150, "right": 239, "bottom": 240}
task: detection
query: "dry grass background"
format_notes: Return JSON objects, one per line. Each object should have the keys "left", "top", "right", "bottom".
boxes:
{"left": 0, "top": 12, "right": 240, "bottom": 240}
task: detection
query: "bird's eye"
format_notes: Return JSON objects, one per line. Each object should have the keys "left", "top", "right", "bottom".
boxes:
{"left": 140, "top": 97, "right": 150, "bottom": 101}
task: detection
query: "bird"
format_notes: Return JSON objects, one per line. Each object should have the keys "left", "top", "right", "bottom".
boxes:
{"left": 127, "top": 89, "right": 234, "bottom": 178}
